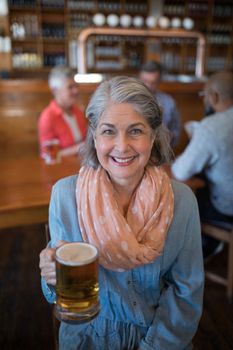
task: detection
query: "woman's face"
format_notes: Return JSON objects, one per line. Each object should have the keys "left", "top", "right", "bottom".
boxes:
{"left": 94, "top": 102, "right": 155, "bottom": 188}
{"left": 54, "top": 78, "right": 79, "bottom": 109}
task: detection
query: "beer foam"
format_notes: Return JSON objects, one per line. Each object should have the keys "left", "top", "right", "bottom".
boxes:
{"left": 56, "top": 242, "right": 98, "bottom": 266}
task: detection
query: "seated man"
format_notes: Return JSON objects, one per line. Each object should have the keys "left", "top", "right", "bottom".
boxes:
{"left": 139, "top": 60, "right": 181, "bottom": 147}
{"left": 172, "top": 71, "right": 233, "bottom": 258}
{"left": 38, "top": 66, "right": 87, "bottom": 157}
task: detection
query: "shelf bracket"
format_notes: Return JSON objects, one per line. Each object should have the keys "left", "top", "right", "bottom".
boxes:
{"left": 77, "top": 27, "right": 206, "bottom": 77}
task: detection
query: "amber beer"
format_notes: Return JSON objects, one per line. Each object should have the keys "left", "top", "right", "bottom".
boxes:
{"left": 55, "top": 242, "right": 100, "bottom": 323}
{"left": 42, "top": 139, "right": 61, "bottom": 164}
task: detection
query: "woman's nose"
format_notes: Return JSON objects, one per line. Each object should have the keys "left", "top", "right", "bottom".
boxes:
{"left": 115, "top": 134, "right": 129, "bottom": 152}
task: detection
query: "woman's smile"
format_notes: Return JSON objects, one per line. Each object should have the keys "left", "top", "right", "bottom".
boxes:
{"left": 110, "top": 155, "right": 137, "bottom": 166}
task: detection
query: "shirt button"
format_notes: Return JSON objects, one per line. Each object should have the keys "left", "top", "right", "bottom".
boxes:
{"left": 127, "top": 280, "right": 131, "bottom": 285}
{"left": 133, "top": 301, "right": 137, "bottom": 306}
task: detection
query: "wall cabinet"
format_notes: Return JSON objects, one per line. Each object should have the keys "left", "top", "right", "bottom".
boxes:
{"left": 163, "top": 0, "right": 233, "bottom": 73}
{"left": 7, "top": 0, "right": 150, "bottom": 75}
{"left": 3, "top": 0, "right": 233, "bottom": 77}
{"left": 8, "top": 0, "right": 66, "bottom": 70}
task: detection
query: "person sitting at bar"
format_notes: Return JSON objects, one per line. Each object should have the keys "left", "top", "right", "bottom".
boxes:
{"left": 139, "top": 60, "right": 181, "bottom": 147}
{"left": 172, "top": 71, "right": 233, "bottom": 259}
{"left": 39, "top": 76, "right": 204, "bottom": 350}
{"left": 38, "top": 65, "right": 87, "bottom": 157}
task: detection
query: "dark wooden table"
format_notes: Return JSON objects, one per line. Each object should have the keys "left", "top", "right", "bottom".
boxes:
{"left": 0, "top": 156, "right": 81, "bottom": 229}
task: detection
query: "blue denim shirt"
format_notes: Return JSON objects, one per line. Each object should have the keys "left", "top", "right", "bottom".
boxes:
{"left": 41, "top": 175, "right": 204, "bottom": 350}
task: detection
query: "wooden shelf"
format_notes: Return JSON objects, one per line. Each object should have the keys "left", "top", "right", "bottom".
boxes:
{"left": 163, "top": 0, "right": 233, "bottom": 73}
{"left": 4, "top": 0, "right": 233, "bottom": 76}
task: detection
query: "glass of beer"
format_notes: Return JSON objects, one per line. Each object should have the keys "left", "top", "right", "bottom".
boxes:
{"left": 41, "top": 139, "right": 61, "bottom": 165}
{"left": 54, "top": 242, "right": 100, "bottom": 323}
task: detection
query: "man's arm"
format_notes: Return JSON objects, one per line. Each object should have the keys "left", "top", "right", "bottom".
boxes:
{"left": 172, "top": 125, "right": 213, "bottom": 180}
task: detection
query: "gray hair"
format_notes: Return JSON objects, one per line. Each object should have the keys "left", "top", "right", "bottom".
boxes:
{"left": 81, "top": 76, "right": 173, "bottom": 168}
{"left": 48, "top": 65, "right": 74, "bottom": 90}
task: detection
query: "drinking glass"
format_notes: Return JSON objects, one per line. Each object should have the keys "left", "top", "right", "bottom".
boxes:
{"left": 54, "top": 242, "right": 100, "bottom": 323}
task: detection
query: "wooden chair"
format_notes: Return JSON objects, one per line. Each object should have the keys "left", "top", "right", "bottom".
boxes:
{"left": 201, "top": 220, "right": 233, "bottom": 302}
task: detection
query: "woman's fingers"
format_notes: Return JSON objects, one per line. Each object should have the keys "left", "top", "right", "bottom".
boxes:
{"left": 41, "top": 264, "right": 56, "bottom": 285}
{"left": 39, "top": 248, "right": 56, "bottom": 284}
{"left": 39, "top": 240, "right": 68, "bottom": 285}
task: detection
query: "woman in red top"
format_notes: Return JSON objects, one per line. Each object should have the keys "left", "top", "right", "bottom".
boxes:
{"left": 38, "top": 66, "right": 87, "bottom": 157}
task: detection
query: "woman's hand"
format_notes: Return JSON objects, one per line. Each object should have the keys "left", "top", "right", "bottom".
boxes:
{"left": 39, "top": 240, "right": 66, "bottom": 286}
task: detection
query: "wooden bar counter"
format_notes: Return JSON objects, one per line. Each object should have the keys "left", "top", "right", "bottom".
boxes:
{"left": 0, "top": 156, "right": 80, "bottom": 229}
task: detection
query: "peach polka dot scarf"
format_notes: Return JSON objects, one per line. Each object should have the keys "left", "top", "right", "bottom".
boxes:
{"left": 76, "top": 165, "right": 174, "bottom": 271}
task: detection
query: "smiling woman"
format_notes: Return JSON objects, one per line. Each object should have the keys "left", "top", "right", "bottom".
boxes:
{"left": 39, "top": 76, "right": 204, "bottom": 350}
{"left": 93, "top": 103, "right": 155, "bottom": 194}
{"left": 83, "top": 76, "right": 172, "bottom": 169}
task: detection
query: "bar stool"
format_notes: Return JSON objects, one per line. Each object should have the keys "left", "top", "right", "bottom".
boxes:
{"left": 201, "top": 220, "right": 233, "bottom": 302}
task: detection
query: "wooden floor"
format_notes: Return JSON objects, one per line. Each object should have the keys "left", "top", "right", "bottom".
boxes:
{"left": 0, "top": 224, "right": 232, "bottom": 350}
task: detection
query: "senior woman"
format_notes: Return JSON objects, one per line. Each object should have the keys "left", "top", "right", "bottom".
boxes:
{"left": 38, "top": 65, "right": 87, "bottom": 158}
{"left": 39, "top": 76, "right": 204, "bottom": 350}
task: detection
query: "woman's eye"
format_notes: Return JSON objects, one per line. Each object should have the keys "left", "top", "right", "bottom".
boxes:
{"left": 102, "top": 129, "right": 114, "bottom": 135}
{"left": 130, "top": 128, "right": 143, "bottom": 135}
